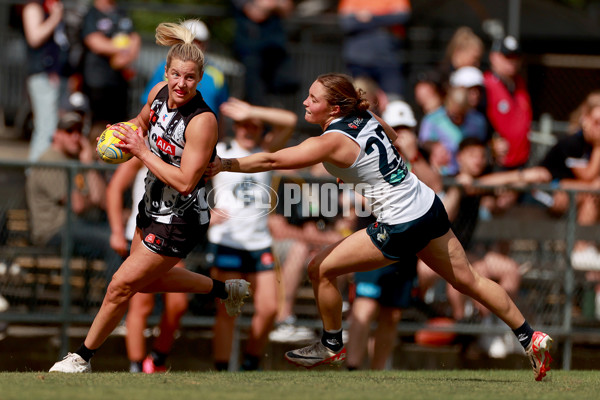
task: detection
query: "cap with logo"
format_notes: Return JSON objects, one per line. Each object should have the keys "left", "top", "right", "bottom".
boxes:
{"left": 57, "top": 112, "right": 83, "bottom": 132}
{"left": 491, "top": 35, "right": 521, "bottom": 57}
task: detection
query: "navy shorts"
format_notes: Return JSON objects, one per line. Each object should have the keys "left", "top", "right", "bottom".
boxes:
{"left": 208, "top": 243, "right": 275, "bottom": 273}
{"left": 136, "top": 208, "right": 208, "bottom": 258}
{"left": 366, "top": 195, "right": 450, "bottom": 260}
{"left": 354, "top": 255, "right": 417, "bottom": 308}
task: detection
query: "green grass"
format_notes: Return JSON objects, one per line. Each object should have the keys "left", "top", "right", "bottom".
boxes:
{"left": 0, "top": 370, "right": 599, "bottom": 400}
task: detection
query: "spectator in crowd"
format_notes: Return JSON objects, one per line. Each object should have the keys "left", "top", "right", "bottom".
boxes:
{"left": 140, "top": 19, "right": 229, "bottom": 122}
{"left": 231, "top": 0, "right": 299, "bottom": 106}
{"left": 80, "top": 0, "right": 141, "bottom": 125}
{"left": 438, "top": 26, "right": 484, "bottom": 87}
{"left": 413, "top": 69, "right": 445, "bottom": 123}
{"left": 568, "top": 90, "right": 600, "bottom": 135}
{"left": 26, "top": 112, "right": 121, "bottom": 277}
{"left": 338, "top": 0, "right": 412, "bottom": 100}
{"left": 539, "top": 92, "right": 600, "bottom": 270}
{"left": 417, "top": 138, "right": 549, "bottom": 357}
{"left": 418, "top": 86, "right": 488, "bottom": 175}
{"left": 22, "top": 0, "right": 71, "bottom": 161}
{"left": 353, "top": 75, "right": 389, "bottom": 116}
{"left": 208, "top": 97, "right": 296, "bottom": 370}
{"left": 450, "top": 66, "right": 488, "bottom": 125}
{"left": 106, "top": 157, "right": 188, "bottom": 373}
{"left": 346, "top": 100, "right": 437, "bottom": 370}
{"left": 483, "top": 35, "right": 531, "bottom": 171}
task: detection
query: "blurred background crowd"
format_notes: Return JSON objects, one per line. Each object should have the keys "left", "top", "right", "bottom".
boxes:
{"left": 2, "top": 0, "right": 600, "bottom": 372}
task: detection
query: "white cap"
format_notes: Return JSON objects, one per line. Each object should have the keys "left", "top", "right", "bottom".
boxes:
{"left": 183, "top": 20, "right": 210, "bottom": 42}
{"left": 382, "top": 100, "right": 417, "bottom": 128}
{"left": 450, "top": 66, "right": 484, "bottom": 88}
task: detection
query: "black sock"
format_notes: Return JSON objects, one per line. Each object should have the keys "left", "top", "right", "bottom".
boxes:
{"left": 347, "top": 365, "right": 358, "bottom": 371}
{"left": 513, "top": 320, "right": 535, "bottom": 349}
{"left": 214, "top": 361, "right": 228, "bottom": 371}
{"left": 209, "top": 279, "right": 228, "bottom": 300}
{"left": 241, "top": 354, "right": 260, "bottom": 371}
{"left": 75, "top": 343, "right": 97, "bottom": 362}
{"left": 321, "top": 329, "right": 343, "bottom": 352}
{"left": 150, "top": 350, "right": 168, "bottom": 366}
{"left": 130, "top": 361, "right": 143, "bottom": 373}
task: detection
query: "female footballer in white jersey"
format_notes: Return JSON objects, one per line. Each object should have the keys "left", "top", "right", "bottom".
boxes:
{"left": 208, "top": 73, "right": 553, "bottom": 381}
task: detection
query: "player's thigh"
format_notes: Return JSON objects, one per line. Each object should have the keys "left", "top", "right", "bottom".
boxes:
{"left": 309, "top": 229, "right": 393, "bottom": 280}
{"left": 417, "top": 230, "right": 476, "bottom": 288}
{"left": 113, "top": 244, "right": 180, "bottom": 293}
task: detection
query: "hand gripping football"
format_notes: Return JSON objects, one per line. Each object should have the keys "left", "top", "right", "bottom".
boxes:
{"left": 96, "top": 122, "right": 137, "bottom": 164}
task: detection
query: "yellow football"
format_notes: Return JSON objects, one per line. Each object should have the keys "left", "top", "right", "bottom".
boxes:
{"left": 96, "top": 122, "right": 137, "bottom": 164}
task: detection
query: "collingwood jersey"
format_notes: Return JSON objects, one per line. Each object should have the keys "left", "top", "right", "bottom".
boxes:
{"left": 322, "top": 111, "right": 435, "bottom": 225}
{"left": 142, "top": 85, "right": 215, "bottom": 225}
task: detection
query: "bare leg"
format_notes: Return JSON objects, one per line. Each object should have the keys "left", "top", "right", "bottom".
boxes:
{"left": 244, "top": 270, "right": 278, "bottom": 357}
{"left": 211, "top": 269, "right": 242, "bottom": 364}
{"left": 346, "top": 297, "right": 378, "bottom": 368}
{"left": 125, "top": 293, "right": 154, "bottom": 362}
{"left": 85, "top": 232, "right": 213, "bottom": 350}
{"left": 277, "top": 240, "right": 310, "bottom": 321}
{"left": 306, "top": 230, "right": 394, "bottom": 331}
{"left": 370, "top": 307, "right": 401, "bottom": 370}
{"left": 416, "top": 230, "right": 525, "bottom": 329}
{"left": 153, "top": 291, "right": 188, "bottom": 353}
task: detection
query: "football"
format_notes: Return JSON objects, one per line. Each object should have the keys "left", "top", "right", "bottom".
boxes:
{"left": 96, "top": 122, "right": 137, "bottom": 164}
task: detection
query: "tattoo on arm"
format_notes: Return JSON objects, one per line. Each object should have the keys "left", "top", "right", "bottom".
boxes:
{"left": 222, "top": 158, "right": 232, "bottom": 171}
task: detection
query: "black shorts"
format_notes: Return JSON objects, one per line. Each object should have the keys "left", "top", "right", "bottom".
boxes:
{"left": 136, "top": 207, "right": 208, "bottom": 258}
{"left": 366, "top": 195, "right": 450, "bottom": 260}
{"left": 208, "top": 243, "right": 275, "bottom": 273}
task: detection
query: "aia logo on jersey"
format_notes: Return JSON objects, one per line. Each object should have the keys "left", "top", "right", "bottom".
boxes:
{"left": 162, "top": 113, "right": 168, "bottom": 121}
{"left": 156, "top": 136, "right": 175, "bottom": 155}
{"left": 149, "top": 110, "right": 158, "bottom": 124}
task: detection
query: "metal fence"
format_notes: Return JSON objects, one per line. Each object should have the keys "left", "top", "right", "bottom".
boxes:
{"left": 2, "top": 156, "right": 600, "bottom": 370}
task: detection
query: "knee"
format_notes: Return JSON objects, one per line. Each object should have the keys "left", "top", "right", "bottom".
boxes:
{"left": 105, "top": 278, "right": 135, "bottom": 305}
{"left": 448, "top": 270, "right": 478, "bottom": 296}
{"left": 306, "top": 257, "right": 322, "bottom": 282}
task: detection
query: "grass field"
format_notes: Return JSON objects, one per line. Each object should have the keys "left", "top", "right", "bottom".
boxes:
{"left": 0, "top": 370, "right": 599, "bottom": 400}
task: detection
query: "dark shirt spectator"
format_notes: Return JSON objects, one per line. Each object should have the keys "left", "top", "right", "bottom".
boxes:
{"left": 232, "top": 0, "right": 299, "bottom": 106}
{"left": 338, "top": 0, "right": 411, "bottom": 100}
{"left": 80, "top": 0, "right": 140, "bottom": 125}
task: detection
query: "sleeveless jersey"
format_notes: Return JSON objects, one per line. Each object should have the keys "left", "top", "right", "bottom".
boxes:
{"left": 142, "top": 85, "right": 215, "bottom": 225}
{"left": 322, "top": 111, "right": 435, "bottom": 225}
{"left": 208, "top": 140, "right": 273, "bottom": 250}
{"left": 125, "top": 166, "right": 147, "bottom": 241}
